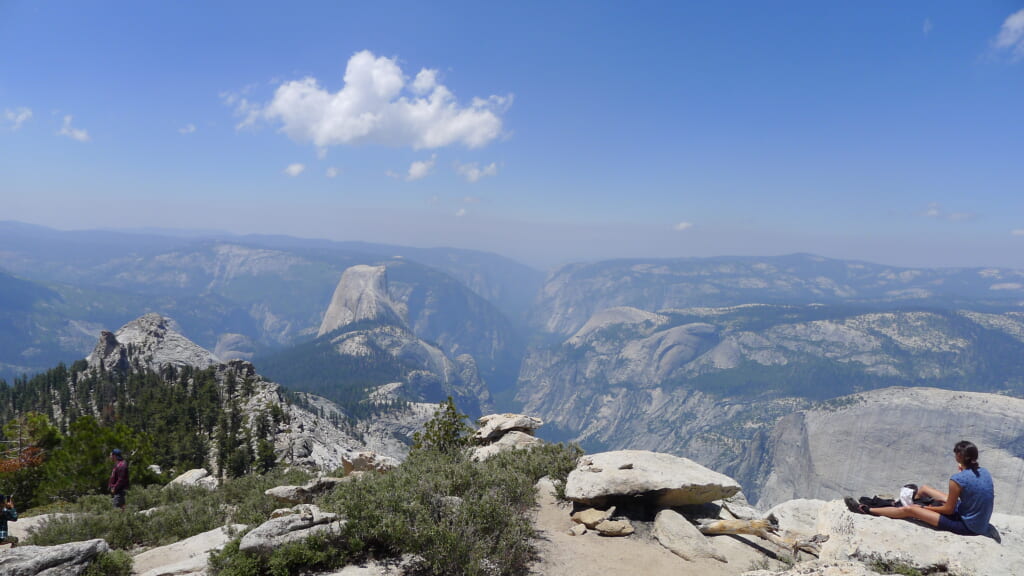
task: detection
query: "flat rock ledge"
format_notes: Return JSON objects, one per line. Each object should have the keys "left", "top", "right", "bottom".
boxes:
{"left": 565, "top": 450, "right": 741, "bottom": 507}
{"left": 166, "top": 468, "right": 218, "bottom": 490}
{"left": 239, "top": 504, "right": 345, "bottom": 555}
{"left": 472, "top": 430, "right": 545, "bottom": 461}
{"left": 132, "top": 524, "right": 246, "bottom": 576}
{"left": 0, "top": 538, "right": 109, "bottom": 576}
{"left": 754, "top": 498, "right": 1024, "bottom": 576}
{"left": 473, "top": 413, "right": 544, "bottom": 442}
{"left": 265, "top": 476, "right": 347, "bottom": 505}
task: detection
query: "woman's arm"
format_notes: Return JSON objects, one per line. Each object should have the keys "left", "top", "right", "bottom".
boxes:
{"left": 923, "top": 480, "right": 960, "bottom": 515}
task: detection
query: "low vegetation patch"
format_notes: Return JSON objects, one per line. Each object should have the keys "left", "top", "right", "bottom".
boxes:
{"left": 25, "top": 468, "right": 311, "bottom": 549}
{"left": 81, "top": 550, "right": 133, "bottom": 576}
{"left": 210, "top": 442, "right": 581, "bottom": 576}
{"left": 210, "top": 399, "right": 581, "bottom": 576}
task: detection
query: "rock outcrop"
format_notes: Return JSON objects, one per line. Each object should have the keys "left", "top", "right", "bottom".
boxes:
{"left": 473, "top": 413, "right": 544, "bottom": 442}
{"left": 265, "top": 477, "right": 347, "bottom": 505}
{"left": 87, "top": 313, "right": 220, "bottom": 373}
{"left": 131, "top": 525, "right": 245, "bottom": 576}
{"left": 756, "top": 498, "right": 1024, "bottom": 576}
{"left": 471, "top": 413, "right": 545, "bottom": 461}
{"left": 565, "top": 450, "right": 741, "bottom": 507}
{"left": 756, "top": 387, "right": 1024, "bottom": 513}
{"left": 167, "top": 468, "right": 219, "bottom": 490}
{"left": 239, "top": 504, "right": 345, "bottom": 555}
{"left": 0, "top": 539, "right": 109, "bottom": 576}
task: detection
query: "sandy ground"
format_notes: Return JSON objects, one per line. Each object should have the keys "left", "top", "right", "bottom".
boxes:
{"left": 528, "top": 478, "right": 791, "bottom": 576}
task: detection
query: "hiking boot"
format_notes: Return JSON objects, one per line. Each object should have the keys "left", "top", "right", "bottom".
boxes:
{"left": 845, "top": 497, "right": 871, "bottom": 515}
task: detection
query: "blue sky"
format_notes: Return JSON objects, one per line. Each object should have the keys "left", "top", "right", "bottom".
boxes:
{"left": 2, "top": 1, "right": 1023, "bottom": 269}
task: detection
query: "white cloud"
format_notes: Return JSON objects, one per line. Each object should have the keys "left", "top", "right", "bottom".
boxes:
{"left": 242, "top": 50, "right": 510, "bottom": 150}
{"left": 406, "top": 154, "right": 436, "bottom": 181}
{"left": 455, "top": 208, "right": 467, "bottom": 217}
{"left": 221, "top": 88, "right": 261, "bottom": 130}
{"left": 922, "top": 203, "right": 975, "bottom": 222}
{"left": 1012, "top": 229, "right": 1024, "bottom": 236}
{"left": 995, "top": 9, "right": 1024, "bottom": 59}
{"left": 674, "top": 221, "right": 694, "bottom": 231}
{"left": 326, "top": 166, "right": 339, "bottom": 178}
{"left": 284, "top": 163, "right": 306, "bottom": 176}
{"left": 58, "top": 115, "right": 89, "bottom": 142}
{"left": 4, "top": 107, "right": 32, "bottom": 130}
{"left": 456, "top": 161, "right": 498, "bottom": 183}
{"left": 178, "top": 123, "right": 196, "bottom": 134}
{"left": 923, "top": 18, "right": 933, "bottom": 36}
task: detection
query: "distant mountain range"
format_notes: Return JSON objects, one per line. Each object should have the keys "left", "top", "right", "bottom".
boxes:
{"left": 4, "top": 221, "right": 1024, "bottom": 502}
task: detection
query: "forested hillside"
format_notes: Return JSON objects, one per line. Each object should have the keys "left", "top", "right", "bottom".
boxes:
{"left": 0, "top": 359, "right": 284, "bottom": 508}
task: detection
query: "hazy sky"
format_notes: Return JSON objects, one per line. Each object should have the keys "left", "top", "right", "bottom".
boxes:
{"left": 2, "top": 1, "right": 1023, "bottom": 269}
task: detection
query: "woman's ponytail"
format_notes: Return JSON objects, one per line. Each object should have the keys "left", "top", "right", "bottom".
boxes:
{"left": 955, "top": 440, "right": 980, "bottom": 474}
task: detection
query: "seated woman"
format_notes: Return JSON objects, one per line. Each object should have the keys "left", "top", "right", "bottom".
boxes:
{"left": 847, "top": 440, "right": 994, "bottom": 536}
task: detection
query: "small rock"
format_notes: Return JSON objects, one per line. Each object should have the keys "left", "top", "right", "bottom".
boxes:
{"left": 567, "top": 523, "right": 588, "bottom": 536}
{"left": 571, "top": 506, "right": 616, "bottom": 529}
{"left": 595, "top": 519, "right": 634, "bottom": 536}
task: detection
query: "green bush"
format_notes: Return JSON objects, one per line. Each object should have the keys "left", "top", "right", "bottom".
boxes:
{"left": 82, "top": 550, "right": 133, "bottom": 576}
{"left": 207, "top": 442, "right": 581, "bottom": 576}
{"left": 411, "top": 396, "right": 473, "bottom": 454}
{"left": 318, "top": 442, "right": 581, "bottom": 576}
{"left": 207, "top": 539, "right": 263, "bottom": 576}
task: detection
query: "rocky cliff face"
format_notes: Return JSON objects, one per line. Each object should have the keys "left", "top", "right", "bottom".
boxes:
{"left": 308, "top": 264, "right": 494, "bottom": 414}
{"left": 756, "top": 386, "right": 1024, "bottom": 514}
{"left": 318, "top": 265, "right": 404, "bottom": 336}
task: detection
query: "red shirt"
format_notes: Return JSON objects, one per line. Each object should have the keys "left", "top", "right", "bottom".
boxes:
{"left": 109, "top": 459, "right": 129, "bottom": 493}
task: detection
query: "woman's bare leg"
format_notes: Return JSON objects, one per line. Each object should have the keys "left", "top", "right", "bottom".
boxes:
{"left": 868, "top": 505, "right": 941, "bottom": 527}
{"left": 915, "top": 484, "right": 948, "bottom": 504}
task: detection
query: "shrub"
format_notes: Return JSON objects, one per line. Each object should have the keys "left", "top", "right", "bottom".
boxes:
{"left": 410, "top": 396, "right": 473, "bottom": 455}
{"left": 82, "top": 550, "right": 133, "bottom": 576}
{"left": 313, "top": 441, "right": 582, "bottom": 576}
{"left": 207, "top": 539, "right": 262, "bottom": 576}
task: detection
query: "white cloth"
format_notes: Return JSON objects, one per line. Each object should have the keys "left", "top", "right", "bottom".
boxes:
{"left": 900, "top": 486, "right": 916, "bottom": 507}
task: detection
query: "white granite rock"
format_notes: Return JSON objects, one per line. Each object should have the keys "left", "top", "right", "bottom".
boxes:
{"left": 652, "top": 508, "right": 726, "bottom": 563}
{"left": 565, "top": 450, "right": 741, "bottom": 507}
{"left": 473, "top": 413, "right": 544, "bottom": 442}
{"left": 471, "top": 430, "right": 545, "bottom": 461}
{"left": 0, "top": 539, "right": 108, "bottom": 576}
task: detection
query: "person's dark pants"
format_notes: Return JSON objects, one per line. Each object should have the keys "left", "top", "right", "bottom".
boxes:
{"left": 112, "top": 491, "right": 126, "bottom": 509}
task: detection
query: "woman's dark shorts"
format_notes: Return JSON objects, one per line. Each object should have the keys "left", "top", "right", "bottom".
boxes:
{"left": 112, "top": 491, "right": 126, "bottom": 509}
{"left": 937, "top": 512, "right": 975, "bottom": 535}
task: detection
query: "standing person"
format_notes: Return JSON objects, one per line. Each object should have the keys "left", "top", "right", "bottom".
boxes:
{"left": 0, "top": 494, "right": 17, "bottom": 547}
{"left": 108, "top": 448, "right": 130, "bottom": 510}
{"left": 846, "top": 440, "right": 994, "bottom": 536}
